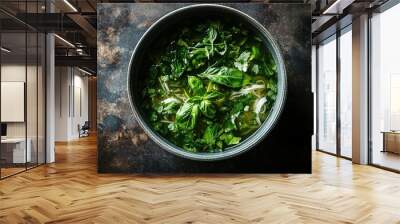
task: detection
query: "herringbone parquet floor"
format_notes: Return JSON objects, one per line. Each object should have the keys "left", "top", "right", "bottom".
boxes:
{"left": 1, "top": 135, "right": 400, "bottom": 224}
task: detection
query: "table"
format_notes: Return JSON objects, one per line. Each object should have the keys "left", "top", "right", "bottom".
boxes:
{"left": 382, "top": 131, "right": 400, "bottom": 154}
{"left": 1, "top": 138, "right": 31, "bottom": 163}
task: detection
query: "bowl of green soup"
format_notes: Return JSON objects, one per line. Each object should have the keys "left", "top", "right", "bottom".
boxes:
{"left": 128, "top": 4, "right": 286, "bottom": 161}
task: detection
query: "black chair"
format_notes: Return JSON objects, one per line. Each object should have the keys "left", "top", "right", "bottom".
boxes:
{"left": 79, "top": 121, "right": 90, "bottom": 138}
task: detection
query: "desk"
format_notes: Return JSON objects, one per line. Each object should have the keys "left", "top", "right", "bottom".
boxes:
{"left": 382, "top": 131, "right": 400, "bottom": 154}
{"left": 1, "top": 138, "right": 31, "bottom": 163}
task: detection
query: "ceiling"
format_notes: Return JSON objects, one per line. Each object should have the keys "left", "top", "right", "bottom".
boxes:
{"left": 0, "top": 0, "right": 393, "bottom": 74}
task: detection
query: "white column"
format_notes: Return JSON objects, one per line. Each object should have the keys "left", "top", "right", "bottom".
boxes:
{"left": 46, "top": 32, "right": 55, "bottom": 163}
{"left": 352, "top": 14, "right": 369, "bottom": 164}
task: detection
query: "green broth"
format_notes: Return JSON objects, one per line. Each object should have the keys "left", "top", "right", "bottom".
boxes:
{"left": 141, "top": 20, "right": 278, "bottom": 153}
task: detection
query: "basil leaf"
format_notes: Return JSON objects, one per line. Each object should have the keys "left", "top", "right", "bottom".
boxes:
{"left": 200, "top": 100, "right": 216, "bottom": 118}
{"left": 199, "top": 67, "right": 244, "bottom": 88}
{"left": 188, "top": 76, "right": 205, "bottom": 96}
{"left": 219, "top": 133, "right": 241, "bottom": 145}
{"left": 160, "top": 97, "right": 181, "bottom": 115}
{"left": 234, "top": 51, "right": 251, "bottom": 72}
{"left": 203, "top": 124, "right": 219, "bottom": 147}
{"left": 204, "top": 90, "right": 224, "bottom": 100}
{"left": 175, "top": 102, "right": 199, "bottom": 130}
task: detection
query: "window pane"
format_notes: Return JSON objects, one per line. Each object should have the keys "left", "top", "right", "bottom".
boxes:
{"left": 318, "top": 36, "right": 337, "bottom": 154}
{"left": 1, "top": 31, "right": 28, "bottom": 177}
{"left": 340, "top": 28, "right": 352, "bottom": 158}
{"left": 27, "top": 31, "right": 38, "bottom": 169}
{"left": 312, "top": 45, "right": 317, "bottom": 150}
{"left": 371, "top": 3, "right": 400, "bottom": 171}
{"left": 38, "top": 33, "right": 45, "bottom": 165}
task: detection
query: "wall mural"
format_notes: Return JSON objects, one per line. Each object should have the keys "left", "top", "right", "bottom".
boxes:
{"left": 97, "top": 3, "right": 312, "bottom": 173}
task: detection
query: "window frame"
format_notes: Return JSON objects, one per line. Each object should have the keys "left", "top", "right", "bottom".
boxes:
{"left": 315, "top": 24, "right": 353, "bottom": 160}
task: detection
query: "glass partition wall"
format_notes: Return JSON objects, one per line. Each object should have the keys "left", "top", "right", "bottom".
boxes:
{"left": 0, "top": 2, "right": 46, "bottom": 179}
{"left": 316, "top": 26, "right": 353, "bottom": 159}
{"left": 317, "top": 35, "right": 337, "bottom": 155}
{"left": 339, "top": 26, "right": 352, "bottom": 159}
{"left": 370, "top": 3, "right": 400, "bottom": 171}
{"left": 0, "top": 30, "right": 27, "bottom": 177}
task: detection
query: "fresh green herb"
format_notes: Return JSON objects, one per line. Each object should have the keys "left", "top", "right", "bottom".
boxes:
{"left": 141, "top": 19, "right": 278, "bottom": 152}
{"left": 199, "top": 66, "right": 244, "bottom": 88}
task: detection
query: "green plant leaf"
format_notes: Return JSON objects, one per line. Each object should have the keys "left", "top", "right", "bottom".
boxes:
{"left": 234, "top": 51, "right": 251, "bottom": 72}
{"left": 188, "top": 76, "right": 205, "bottom": 96}
{"left": 160, "top": 97, "right": 181, "bottom": 115}
{"left": 175, "top": 102, "right": 199, "bottom": 130}
{"left": 203, "top": 124, "right": 219, "bottom": 147}
{"left": 199, "top": 66, "right": 244, "bottom": 88}
{"left": 200, "top": 100, "right": 216, "bottom": 118}
{"left": 219, "top": 133, "right": 241, "bottom": 145}
{"left": 204, "top": 90, "right": 224, "bottom": 100}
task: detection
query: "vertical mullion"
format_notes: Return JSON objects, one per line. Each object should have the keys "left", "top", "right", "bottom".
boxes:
{"left": 36, "top": 0, "right": 39, "bottom": 167}
{"left": 367, "top": 11, "right": 373, "bottom": 165}
{"left": 25, "top": 0, "right": 28, "bottom": 171}
{"left": 336, "top": 30, "right": 341, "bottom": 157}
{"left": 69, "top": 69, "right": 71, "bottom": 118}
{"left": 316, "top": 44, "right": 320, "bottom": 150}
{"left": 44, "top": 0, "right": 47, "bottom": 164}
{"left": 0, "top": 18, "right": 2, "bottom": 179}
{"left": 42, "top": 0, "right": 48, "bottom": 163}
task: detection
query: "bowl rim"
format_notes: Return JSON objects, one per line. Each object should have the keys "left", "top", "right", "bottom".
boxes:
{"left": 127, "top": 3, "right": 287, "bottom": 161}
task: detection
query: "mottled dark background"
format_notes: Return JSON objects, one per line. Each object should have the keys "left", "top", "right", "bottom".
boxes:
{"left": 97, "top": 3, "right": 312, "bottom": 173}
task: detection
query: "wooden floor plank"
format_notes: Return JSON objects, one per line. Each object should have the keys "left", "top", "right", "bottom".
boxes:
{"left": 0, "top": 135, "right": 400, "bottom": 224}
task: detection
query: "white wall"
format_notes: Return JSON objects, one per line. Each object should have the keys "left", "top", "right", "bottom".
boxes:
{"left": 1, "top": 65, "right": 26, "bottom": 139}
{"left": 55, "top": 66, "right": 69, "bottom": 141}
{"left": 1, "top": 64, "right": 41, "bottom": 138}
{"left": 72, "top": 73, "right": 89, "bottom": 138}
{"left": 54, "top": 67, "right": 89, "bottom": 141}
{"left": 1, "top": 82, "right": 25, "bottom": 122}
{"left": 312, "top": 45, "right": 316, "bottom": 150}
{"left": 1, "top": 64, "right": 26, "bottom": 127}
{"left": 46, "top": 33, "right": 55, "bottom": 163}
{"left": 1, "top": 63, "right": 46, "bottom": 164}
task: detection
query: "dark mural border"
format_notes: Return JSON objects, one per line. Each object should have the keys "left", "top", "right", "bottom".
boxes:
{"left": 97, "top": 3, "right": 312, "bottom": 173}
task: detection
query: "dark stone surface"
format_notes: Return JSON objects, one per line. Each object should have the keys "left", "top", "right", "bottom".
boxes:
{"left": 97, "top": 3, "right": 312, "bottom": 173}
